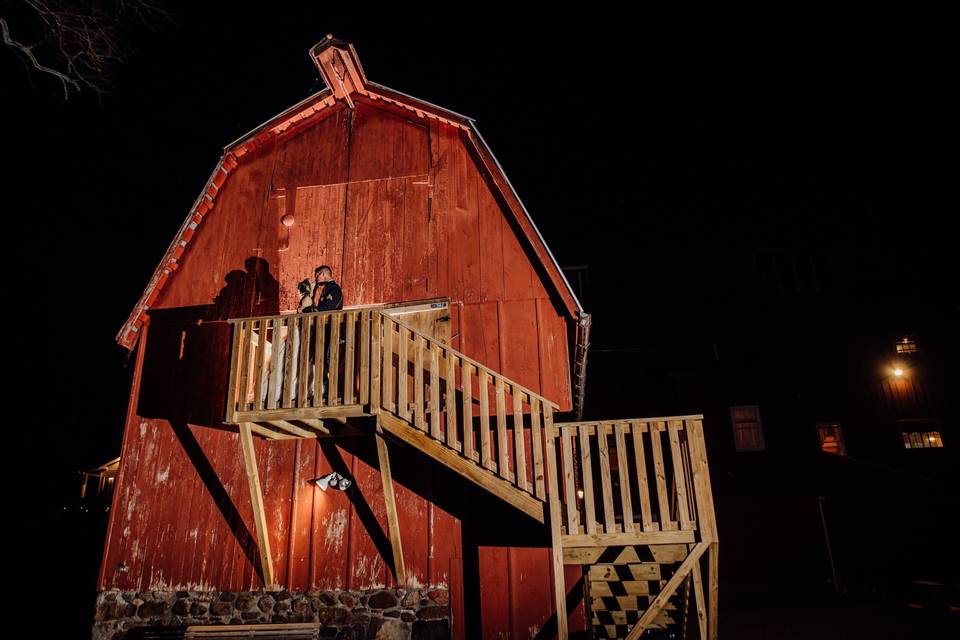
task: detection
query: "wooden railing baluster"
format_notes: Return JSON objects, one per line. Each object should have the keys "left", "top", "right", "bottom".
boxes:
{"left": 344, "top": 311, "right": 356, "bottom": 404}
{"left": 579, "top": 423, "right": 597, "bottom": 535}
{"left": 380, "top": 318, "right": 393, "bottom": 413}
{"left": 328, "top": 315, "right": 341, "bottom": 406}
{"left": 369, "top": 312, "right": 381, "bottom": 412}
{"left": 445, "top": 350, "right": 459, "bottom": 450}
{"left": 649, "top": 421, "right": 677, "bottom": 531}
{"left": 668, "top": 419, "right": 694, "bottom": 530}
{"left": 462, "top": 363, "right": 474, "bottom": 459}
{"left": 513, "top": 390, "right": 528, "bottom": 492}
{"left": 597, "top": 423, "right": 617, "bottom": 533}
{"left": 397, "top": 325, "right": 409, "bottom": 421}
{"left": 530, "top": 397, "right": 545, "bottom": 499}
{"left": 615, "top": 422, "right": 635, "bottom": 533}
{"left": 359, "top": 310, "right": 370, "bottom": 404}
{"left": 430, "top": 343, "right": 441, "bottom": 439}
{"left": 495, "top": 378, "right": 509, "bottom": 481}
{"left": 560, "top": 424, "right": 579, "bottom": 535}
{"left": 479, "top": 370, "right": 492, "bottom": 471}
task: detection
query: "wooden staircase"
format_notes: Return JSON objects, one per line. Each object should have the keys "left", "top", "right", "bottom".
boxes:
{"left": 224, "top": 309, "right": 718, "bottom": 639}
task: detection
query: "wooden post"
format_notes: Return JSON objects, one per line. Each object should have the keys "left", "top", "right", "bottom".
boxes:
{"left": 543, "top": 421, "right": 569, "bottom": 639}
{"left": 690, "top": 546, "right": 708, "bottom": 640}
{"left": 226, "top": 320, "right": 244, "bottom": 423}
{"left": 376, "top": 428, "right": 407, "bottom": 586}
{"left": 238, "top": 423, "right": 275, "bottom": 587}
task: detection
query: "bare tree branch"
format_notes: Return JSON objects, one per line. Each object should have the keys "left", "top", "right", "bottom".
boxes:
{"left": 1, "top": 15, "right": 78, "bottom": 98}
{"left": 2, "top": 0, "right": 169, "bottom": 99}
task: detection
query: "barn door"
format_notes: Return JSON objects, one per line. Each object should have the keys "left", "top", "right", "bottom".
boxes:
{"left": 381, "top": 299, "right": 451, "bottom": 344}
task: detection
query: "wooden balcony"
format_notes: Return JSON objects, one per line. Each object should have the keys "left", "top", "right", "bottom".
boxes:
{"left": 225, "top": 309, "right": 375, "bottom": 437}
{"left": 224, "top": 307, "right": 561, "bottom": 499}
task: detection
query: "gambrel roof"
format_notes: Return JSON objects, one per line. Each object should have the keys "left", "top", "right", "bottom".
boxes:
{"left": 117, "top": 35, "right": 583, "bottom": 349}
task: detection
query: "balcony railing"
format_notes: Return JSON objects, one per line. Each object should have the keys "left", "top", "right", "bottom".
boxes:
{"left": 225, "top": 309, "right": 373, "bottom": 424}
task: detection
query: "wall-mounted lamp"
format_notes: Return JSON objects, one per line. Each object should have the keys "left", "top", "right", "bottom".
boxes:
{"left": 310, "top": 472, "right": 352, "bottom": 492}
{"left": 893, "top": 368, "right": 904, "bottom": 377}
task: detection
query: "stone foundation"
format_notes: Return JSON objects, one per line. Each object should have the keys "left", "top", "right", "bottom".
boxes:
{"left": 92, "top": 588, "right": 450, "bottom": 640}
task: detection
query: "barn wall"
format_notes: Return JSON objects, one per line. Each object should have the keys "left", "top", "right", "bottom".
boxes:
{"left": 153, "top": 100, "right": 571, "bottom": 409}
{"left": 102, "top": 99, "right": 578, "bottom": 637}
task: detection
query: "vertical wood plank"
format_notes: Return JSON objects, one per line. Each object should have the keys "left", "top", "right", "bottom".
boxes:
{"left": 560, "top": 425, "right": 579, "bottom": 535}
{"left": 359, "top": 310, "right": 370, "bottom": 404}
{"left": 596, "top": 423, "right": 617, "bottom": 534}
{"left": 380, "top": 317, "right": 393, "bottom": 413}
{"left": 397, "top": 326, "right": 409, "bottom": 421}
{"left": 253, "top": 319, "right": 267, "bottom": 411}
{"left": 329, "top": 314, "right": 341, "bottom": 406}
{"left": 579, "top": 423, "right": 597, "bottom": 535}
{"left": 462, "top": 363, "right": 474, "bottom": 459}
{"left": 708, "top": 542, "right": 719, "bottom": 640}
{"left": 430, "top": 343, "right": 441, "bottom": 439}
{"left": 414, "top": 334, "right": 425, "bottom": 430}
{"left": 314, "top": 314, "right": 327, "bottom": 407}
{"left": 297, "top": 315, "right": 311, "bottom": 408}
{"left": 691, "top": 548, "right": 708, "bottom": 640}
{"left": 445, "top": 350, "right": 459, "bottom": 450}
{"left": 512, "top": 390, "right": 528, "bottom": 492}
{"left": 649, "top": 421, "right": 677, "bottom": 531}
{"left": 614, "top": 422, "right": 635, "bottom": 533}
{"left": 495, "top": 377, "right": 510, "bottom": 481}
{"left": 543, "top": 423, "right": 568, "bottom": 639}
{"left": 687, "top": 419, "right": 719, "bottom": 541}
{"left": 282, "top": 316, "right": 298, "bottom": 408}
{"left": 530, "top": 398, "right": 545, "bottom": 499}
{"left": 370, "top": 312, "right": 381, "bottom": 412}
{"left": 479, "top": 371, "right": 492, "bottom": 470}
{"left": 344, "top": 311, "right": 356, "bottom": 404}
{"left": 227, "top": 321, "right": 244, "bottom": 420}
{"left": 266, "top": 318, "right": 283, "bottom": 410}
{"left": 668, "top": 420, "right": 694, "bottom": 530}
{"left": 632, "top": 422, "right": 656, "bottom": 531}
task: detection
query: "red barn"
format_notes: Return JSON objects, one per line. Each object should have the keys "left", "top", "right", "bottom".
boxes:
{"left": 96, "top": 37, "right": 718, "bottom": 640}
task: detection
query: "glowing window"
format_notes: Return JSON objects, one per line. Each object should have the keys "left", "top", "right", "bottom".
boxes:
{"left": 900, "top": 419, "right": 945, "bottom": 449}
{"left": 731, "top": 405, "right": 765, "bottom": 451}
{"left": 895, "top": 336, "right": 918, "bottom": 354}
{"left": 817, "top": 423, "right": 847, "bottom": 456}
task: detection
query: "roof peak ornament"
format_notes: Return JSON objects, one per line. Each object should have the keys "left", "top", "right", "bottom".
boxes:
{"left": 310, "top": 35, "right": 368, "bottom": 109}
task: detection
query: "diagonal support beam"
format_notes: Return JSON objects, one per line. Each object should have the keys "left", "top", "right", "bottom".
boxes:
{"left": 375, "top": 430, "right": 407, "bottom": 586}
{"left": 238, "top": 423, "right": 276, "bottom": 587}
{"left": 624, "top": 542, "right": 709, "bottom": 640}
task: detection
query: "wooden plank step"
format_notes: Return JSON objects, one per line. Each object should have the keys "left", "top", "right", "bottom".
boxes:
{"left": 186, "top": 622, "right": 320, "bottom": 638}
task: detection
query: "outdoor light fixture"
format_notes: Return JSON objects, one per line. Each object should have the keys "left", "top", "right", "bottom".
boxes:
{"left": 894, "top": 368, "right": 904, "bottom": 377}
{"left": 311, "top": 472, "right": 352, "bottom": 491}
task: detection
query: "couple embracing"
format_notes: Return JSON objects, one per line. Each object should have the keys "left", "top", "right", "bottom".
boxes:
{"left": 298, "top": 265, "right": 343, "bottom": 313}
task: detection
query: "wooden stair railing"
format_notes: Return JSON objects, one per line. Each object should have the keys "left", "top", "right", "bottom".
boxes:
{"left": 544, "top": 417, "right": 718, "bottom": 640}
{"left": 225, "top": 312, "right": 718, "bottom": 639}
{"left": 224, "top": 309, "right": 559, "bottom": 519}
{"left": 373, "top": 311, "right": 558, "bottom": 521}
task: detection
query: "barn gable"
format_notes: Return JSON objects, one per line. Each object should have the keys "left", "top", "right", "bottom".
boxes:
{"left": 116, "top": 35, "right": 582, "bottom": 351}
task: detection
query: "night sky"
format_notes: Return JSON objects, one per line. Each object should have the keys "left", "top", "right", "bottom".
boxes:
{"left": 5, "top": 4, "right": 954, "bottom": 515}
